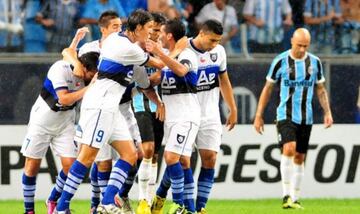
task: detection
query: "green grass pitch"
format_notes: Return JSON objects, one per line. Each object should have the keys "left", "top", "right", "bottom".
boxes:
{"left": 1, "top": 199, "right": 359, "bottom": 214}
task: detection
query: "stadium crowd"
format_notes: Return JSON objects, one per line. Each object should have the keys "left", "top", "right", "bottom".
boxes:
{"left": 0, "top": 0, "right": 359, "bottom": 54}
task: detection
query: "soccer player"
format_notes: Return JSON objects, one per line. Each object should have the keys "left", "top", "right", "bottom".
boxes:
{"left": 146, "top": 18, "right": 200, "bottom": 214}
{"left": 151, "top": 19, "right": 237, "bottom": 214}
{"left": 20, "top": 45, "right": 98, "bottom": 214}
{"left": 54, "top": 9, "right": 176, "bottom": 214}
{"left": 134, "top": 12, "right": 167, "bottom": 214}
{"left": 253, "top": 28, "right": 333, "bottom": 209}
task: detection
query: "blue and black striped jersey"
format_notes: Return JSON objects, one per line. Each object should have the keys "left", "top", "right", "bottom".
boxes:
{"left": 267, "top": 50, "right": 325, "bottom": 125}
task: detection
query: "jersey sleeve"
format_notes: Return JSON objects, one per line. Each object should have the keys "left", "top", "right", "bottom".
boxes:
{"left": 133, "top": 65, "right": 150, "bottom": 89}
{"left": 315, "top": 58, "right": 325, "bottom": 84}
{"left": 178, "top": 49, "right": 198, "bottom": 74}
{"left": 47, "top": 62, "right": 69, "bottom": 91}
{"left": 266, "top": 57, "right": 282, "bottom": 83}
{"left": 218, "top": 45, "right": 227, "bottom": 73}
{"left": 122, "top": 44, "right": 149, "bottom": 66}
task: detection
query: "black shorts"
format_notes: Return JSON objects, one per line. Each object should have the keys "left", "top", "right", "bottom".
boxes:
{"left": 135, "top": 111, "right": 164, "bottom": 153}
{"left": 276, "top": 120, "right": 312, "bottom": 154}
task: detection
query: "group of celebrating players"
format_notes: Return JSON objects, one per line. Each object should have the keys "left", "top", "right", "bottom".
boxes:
{"left": 20, "top": 8, "right": 237, "bottom": 214}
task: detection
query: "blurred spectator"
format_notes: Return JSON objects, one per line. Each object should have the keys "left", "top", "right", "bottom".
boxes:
{"left": 243, "top": 0, "right": 293, "bottom": 53}
{"left": 0, "top": 0, "right": 24, "bottom": 52}
{"left": 78, "top": 0, "right": 126, "bottom": 41}
{"left": 304, "top": 0, "right": 336, "bottom": 54}
{"left": 119, "top": 0, "right": 147, "bottom": 17}
{"left": 338, "top": 0, "right": 360, "bottom": 53}
{"left": 186, "top": 0, "right": 211, "bottom": 37}
{"left": 36, "top": 0, "right": 80, "bottom": 52}
{"left": 23, "top": 0, "right": 46, "bottom": 53}
{"left": 195, "top": 0, "right": 239, "bottom": 54}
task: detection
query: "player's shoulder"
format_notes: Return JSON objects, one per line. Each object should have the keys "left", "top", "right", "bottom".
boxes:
{"left": 272, "top": 50, "right": 290, "bottom": 64}
{"left": 307, "top": 52, "right": 321, "bottom": 62}
{"left": 179, "top": 47, "right": 197, "bottom": 59}
{"left": 48, "top": 60, "right": 72, "bottom": 77}
{"left": 212, "top": 44, "right": 226, "bottom": 55}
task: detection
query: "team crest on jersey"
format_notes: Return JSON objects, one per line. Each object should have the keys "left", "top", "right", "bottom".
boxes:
{"left": 307, "top": 66, "right": 313, "bottom": 75}
{"left": 210, "top": 53, "right": 218, "bottom": 62}
{"left": 177, "top": 134, "right": 185, "bottom": 144}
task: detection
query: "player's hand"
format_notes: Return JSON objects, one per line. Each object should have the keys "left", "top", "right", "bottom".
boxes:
{"left": 254, "top": 115, "right": 264, "bottom": 134}
{"left": 74, "top": 27, "right": 89, "bottom": 42}
{"left": 226, "top": 110, "right": 237, "bottom": 131}
{"left": 324, "top": 112, "right": 333, "bottom": 129}
{"left": 156, "top": 102, "right": 165, "bottom": 122}
{"left": 255, "top": 19, "right": 265, "bottom": 28}
{"left": 145, "top": 39, "right": 162, "bottom": 56}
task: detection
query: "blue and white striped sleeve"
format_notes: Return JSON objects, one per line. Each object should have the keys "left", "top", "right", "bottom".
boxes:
{"left": 266, "top": 57, "right": 282, "bottom": 83}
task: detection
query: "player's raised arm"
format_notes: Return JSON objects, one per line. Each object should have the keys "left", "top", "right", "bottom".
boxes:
{"left": 62, "top": 27, "right": 90, "bottom": 78}
{"left": 219, "top": 71, "right": 237, "bottom": 130}
{"left": 254, "top": 81, "right": 275, "bottom": 134}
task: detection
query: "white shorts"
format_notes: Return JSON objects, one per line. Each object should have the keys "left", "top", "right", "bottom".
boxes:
{"left": 119, "top": 102, "right": 142, "bottom": 144}
{"left": 95, "top": 143, "right": 115, "bottom": 161}
{"left": 21, "top": 123, "right": 78, "bottom": 159}
{"left": 94, "top": 103, "right": 141, "bottom": 162}
{"left": 196, "top": 120, "right": 222, "bottom": 152}
{"left": 163, "top": 121, "right": 199, "bottom": 157}
{"left": 75, "top": 109, "right": 132, "bottom": 149}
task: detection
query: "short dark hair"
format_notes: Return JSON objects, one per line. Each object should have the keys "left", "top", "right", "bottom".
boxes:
{"left": 201, "top": 19, "right": 223, "bottom": 35}
{"left": 126, "top": 9, "right": 153, "bottom": 32}
{"left": 98, "top": 10, "right": 119, "bottom": 28}
{"left": 164, "top": 19, "right": 185, "bottom": 42}
{"left": 78, "top": 52, "right": 99, "bottom": 72}
{"left": 151, "top": 12, "right": 166, "bottom": 25}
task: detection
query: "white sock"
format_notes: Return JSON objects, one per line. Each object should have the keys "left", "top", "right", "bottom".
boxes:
{"left": 280, "top": 155, "right": 293, "bottom": 197}
{"left": 147, "top": 162, "right": 158, "bottom": 205}
{"left": 138, "top": 158, "right": 152, "bottom": 200}
{"left": 292, "top": 163, "right": 304, "bottom": 202}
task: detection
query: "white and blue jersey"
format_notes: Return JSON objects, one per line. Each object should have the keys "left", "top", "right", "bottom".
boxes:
{"left": 81, "top": 32, "right": 149, "bottom": 112}
{"left": 188, "top": 39, "right": 227, "bottom": 122}
{"left": 31, "top": 60, "right": 84, "bottom": 132}
{"left": 267, "top": 50, "right": 325, "bottom": 125}
{"left": 161, "top": 48, "right": 200, "bottom": 123}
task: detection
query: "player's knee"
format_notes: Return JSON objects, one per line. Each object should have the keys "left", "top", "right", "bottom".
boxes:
{"left": 122, "top": 150, "right": 138, "bottom": 166}
{"left": 200, "top": 151, "right": 217, "bottom": 168}
{"left": 294, "top": 153, "right": 305, "bottom": 164}
{"left": 142, "top": 142, "right": 155, "bottom": 159}
{"left": 61, "top": 157, "right": 76, "bottom": 174}
{"left": 164, "top": 151, "right": 180, "bottom": 165}
{"left": 96, "top": 159, "right": 113, "bottom": 172}
{"left": 180, "top": 156, "right": 191, "bottom": 168}
{"left": 152, "top": 153, "right": 159, "bottom": 163}
{"left": 282, "top": 142, "right": 296, "bottom": 156}
{"left": 24, "top": 158, "right": 41, "bottom": 177}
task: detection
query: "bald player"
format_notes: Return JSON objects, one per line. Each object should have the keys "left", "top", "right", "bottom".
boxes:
{"left": 253, "top": 28, "right": 333, "bottom": 209}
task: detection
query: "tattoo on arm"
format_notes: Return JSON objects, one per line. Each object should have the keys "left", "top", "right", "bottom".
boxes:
{"left": 317, "top": 87, "right": 331, "bottom": 114}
